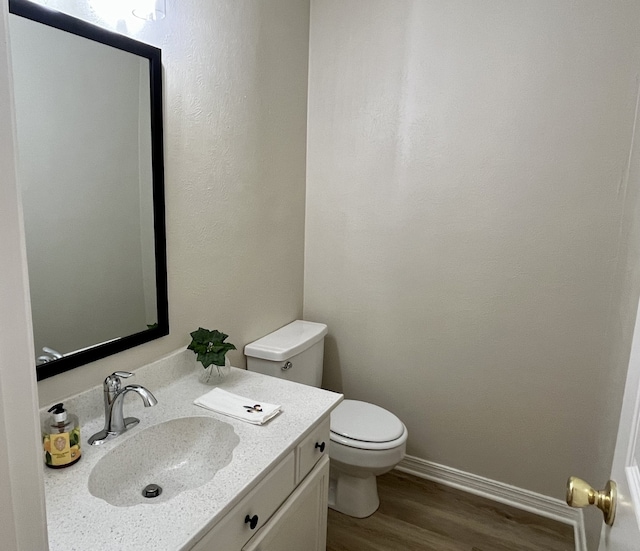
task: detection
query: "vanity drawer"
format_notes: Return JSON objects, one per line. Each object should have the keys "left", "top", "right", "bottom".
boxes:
{"left": 295, "top": 416, "right": 330, "bottom": 484}
{"left": 190, "top": 451, "right": 295, "bottom": 551}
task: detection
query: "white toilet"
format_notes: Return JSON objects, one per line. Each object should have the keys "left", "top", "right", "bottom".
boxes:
{"left": 244, "top": 320, "right": 408, "bottom": 518}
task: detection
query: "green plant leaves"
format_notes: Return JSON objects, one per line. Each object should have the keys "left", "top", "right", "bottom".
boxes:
{"left": 188, "top": 327, "right": 237, "bottom": 368}
{"left": 70, "top": 428, "right": 80, "bottom": 447}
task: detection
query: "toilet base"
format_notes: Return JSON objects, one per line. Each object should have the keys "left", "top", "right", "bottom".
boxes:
{"left": 328, "top": 465, "right": 380, "bottom": 518}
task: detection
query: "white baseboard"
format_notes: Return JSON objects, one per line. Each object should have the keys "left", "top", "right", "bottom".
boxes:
{"left": 395, "top": 455, "right": 587, "bottom": 551}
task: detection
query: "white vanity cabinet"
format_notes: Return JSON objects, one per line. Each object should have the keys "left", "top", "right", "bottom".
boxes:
{"left": 190, "top": 417, "right": 331, "bottom": 551}
{"left": 41, "top": 352, "right": 343, "bottom": 551}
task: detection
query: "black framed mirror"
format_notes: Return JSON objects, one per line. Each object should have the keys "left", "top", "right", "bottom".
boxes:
{"left": 8, "top": 0, "right": 169, "bottom": 381}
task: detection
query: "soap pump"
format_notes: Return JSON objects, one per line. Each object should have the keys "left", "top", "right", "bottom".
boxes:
{"left": 43, "top": 402, "right": 81, "bottom": 468}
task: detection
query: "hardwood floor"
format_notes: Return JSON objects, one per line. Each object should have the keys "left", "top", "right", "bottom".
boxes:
{"left": 326, "top": 471, "right": 575, "bottom": 551}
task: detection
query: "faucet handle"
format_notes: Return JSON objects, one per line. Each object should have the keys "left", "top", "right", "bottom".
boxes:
{"left": 104, "top": 371, "right": 134, "bottom": 393}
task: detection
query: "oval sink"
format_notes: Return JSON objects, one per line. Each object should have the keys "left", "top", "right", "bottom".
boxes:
{"left": 88, "top": 416, "right": 239, "bottom": 507}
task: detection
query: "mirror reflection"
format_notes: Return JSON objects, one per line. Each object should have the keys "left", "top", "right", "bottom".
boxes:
{"left": 8, "top": 0, "right": 168, "bottom": 380}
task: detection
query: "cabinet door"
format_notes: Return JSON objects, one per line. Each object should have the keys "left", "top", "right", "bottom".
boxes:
{"left": 295, "top": 417, "right": 330, "bottom": 484}
{"left": 189, "top": 452, "right": 295, "bottom": 551}
{"left": 243, "top": 455, "right": 329, "bottom": 551}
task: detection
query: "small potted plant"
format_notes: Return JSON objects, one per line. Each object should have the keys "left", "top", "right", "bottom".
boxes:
{"left": 188, "top": 327, "right": 236, "bottom": 384}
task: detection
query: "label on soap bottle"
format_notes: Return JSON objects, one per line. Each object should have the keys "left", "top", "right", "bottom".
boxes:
{"left": 43, "top": 427, "right": 81, "bottom": 467}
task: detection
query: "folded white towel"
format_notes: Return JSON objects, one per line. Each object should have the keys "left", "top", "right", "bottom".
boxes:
{"left": 194, "top": 388, "right": 282, "bottom": 425}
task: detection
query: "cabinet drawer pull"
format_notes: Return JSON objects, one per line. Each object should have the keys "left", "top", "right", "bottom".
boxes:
{"left": 244, "top": 514, "right": 259, "bottom": 530}
{"left": 315, "top": 441, "right": 325, "bottom": 453}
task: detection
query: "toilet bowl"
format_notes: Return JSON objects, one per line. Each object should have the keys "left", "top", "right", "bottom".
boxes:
{"left": 327, "top": 399, "right": 408, "bottom": 517}
{"left": 244, "top": 320, "right": 408, "bottom": 518}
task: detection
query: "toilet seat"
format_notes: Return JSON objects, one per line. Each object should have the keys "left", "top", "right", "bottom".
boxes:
{"left": 330, "top": 400, "right": 408, "bottom": 451}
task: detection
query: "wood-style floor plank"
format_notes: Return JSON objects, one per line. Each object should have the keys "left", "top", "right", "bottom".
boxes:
{"left": 327, "top": 470, "right": 574, "bottom": 551}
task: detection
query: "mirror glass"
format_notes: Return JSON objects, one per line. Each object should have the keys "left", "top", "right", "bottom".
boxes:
{"left": 8, "top": 0, "right": 168, "bottom": 381}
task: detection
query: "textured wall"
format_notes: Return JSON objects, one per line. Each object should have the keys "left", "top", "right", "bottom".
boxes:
{"left": 34, "top": 0, "right": 310, "bottom": 405}
{"left": 304, "top": 3, "right": 640, "bottom": 545}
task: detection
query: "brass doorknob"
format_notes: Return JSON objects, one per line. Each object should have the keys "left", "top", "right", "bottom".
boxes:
{"left": 566, "top": 476, "right": 616, "bottom": 526}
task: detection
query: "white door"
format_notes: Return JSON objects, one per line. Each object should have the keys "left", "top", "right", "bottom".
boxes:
{"left": 599, "top": 302, "right": 640, "bottom": 549}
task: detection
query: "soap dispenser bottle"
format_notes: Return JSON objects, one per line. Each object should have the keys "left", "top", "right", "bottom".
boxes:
{"left": 43, "top": 403, "right": 81, "bottom": 468}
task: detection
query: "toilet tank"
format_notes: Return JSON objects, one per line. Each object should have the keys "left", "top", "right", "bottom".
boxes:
{"left": 244, "top": 320, "right": 328, "bottom": 388}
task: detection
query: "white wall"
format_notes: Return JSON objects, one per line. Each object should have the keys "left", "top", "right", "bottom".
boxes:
{"left": 33, "top": 0, "right": 311, "bottom": 406}
{"left": 0, "top": 2, "right": 48, "bottom": 549}
{"left": 305, "top": 1, "right": 640, "bottom": 545}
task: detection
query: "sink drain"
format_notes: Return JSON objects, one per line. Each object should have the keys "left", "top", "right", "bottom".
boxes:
{"left": 142, "top": 484, "right": 162, "bottom": 498}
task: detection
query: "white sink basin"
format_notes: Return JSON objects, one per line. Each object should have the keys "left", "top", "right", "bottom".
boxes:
{"left": 88, "top": 416, "right": 239, "bottom": 507}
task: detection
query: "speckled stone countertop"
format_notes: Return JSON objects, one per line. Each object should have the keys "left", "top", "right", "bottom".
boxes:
{"left": 40, "top": 349, "right": 342, "bottom": 551}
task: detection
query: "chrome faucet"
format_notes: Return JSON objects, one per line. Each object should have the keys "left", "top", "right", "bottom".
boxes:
{"left": 37, "top": 346, "right": 64, "bottom": 365}
{"left": 89, "top": 371, "right": 157, "bottom": 445}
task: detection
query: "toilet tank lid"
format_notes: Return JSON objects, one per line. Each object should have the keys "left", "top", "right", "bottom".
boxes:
{"left": 244, "top": 320, "right": 328, "bottom": 361}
